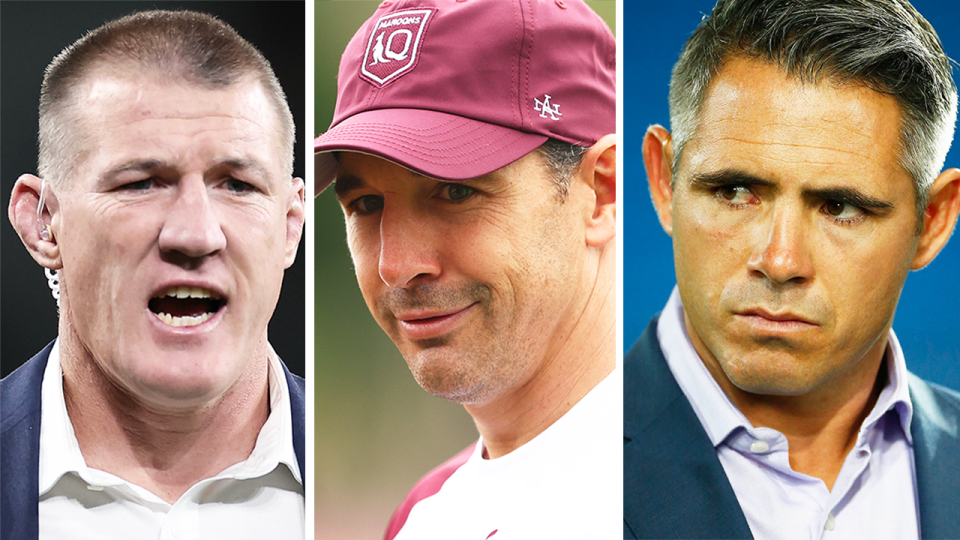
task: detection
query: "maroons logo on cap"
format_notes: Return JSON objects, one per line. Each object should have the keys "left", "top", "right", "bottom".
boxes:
{"left": 361, "top": 8, "right": 435, "bottom": 86}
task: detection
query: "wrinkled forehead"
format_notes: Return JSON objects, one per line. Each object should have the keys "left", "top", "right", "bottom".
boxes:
{"left": 59, "top": 69, "right": 286, "bottom": 181}
{"left": 684, "top": 58, "right": 906, "bottom": 179}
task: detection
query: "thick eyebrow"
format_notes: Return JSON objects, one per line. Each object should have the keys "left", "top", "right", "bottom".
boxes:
{"left": 332, "top": 168, "right": 444, "bottom": 198}
{"left": 333, "top": 173, "right": 366, "bottom": 198}
{"left": 333, "top": 165, "right": 499, "bottom": 198}
{"left": 689, "top": 169, "right": 775, "bottom": 189}
{"left": 803, "top": 186, "right": 895, "bottom": 212}
{"left": 691, "top": 168, "right": 895, "bottom": 212}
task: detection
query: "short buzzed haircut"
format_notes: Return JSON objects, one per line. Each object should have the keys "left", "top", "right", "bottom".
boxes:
{"left": 38, "top": 10, "right": 295, "bottom": 185}
{"left": 669, "top": 0, "right": 957, "bottom": 230}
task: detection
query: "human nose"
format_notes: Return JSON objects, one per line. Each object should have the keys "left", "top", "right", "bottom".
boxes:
{"left": 746, "top": 206, "right": 814, "bottom": 284}
{"left": 158, "top": 176, "right": 226, "bottom": 259}
{"left": 377, "top": 201, "right": 441, "bottom": 288}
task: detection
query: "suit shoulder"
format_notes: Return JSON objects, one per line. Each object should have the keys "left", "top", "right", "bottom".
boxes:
{"left": 909, "top": 373, "right": 960, "bottom": 409}
{"left": 908, "top": 373, "right": 960, "bottom": 435}
{"left": 383, "top": 442, "right": 477, "bottom": 540}
{"left": 624, "top": 316, "right": 660, "bottom": 378}
{"left": 1, "top": 347, "right": 51, "bottom": 433}
{"left": 290, "top": 373, "right": 305, "bottom": 392}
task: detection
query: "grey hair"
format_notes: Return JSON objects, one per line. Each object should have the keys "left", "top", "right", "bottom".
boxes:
{"left": 38, "top": 10, "right": 295, "bottom": 186}
{"left": 537, "top": 138, "right": 590, "bottom": 200}
{"left": 669, "top": 0, "right": 957, "bottom": 230}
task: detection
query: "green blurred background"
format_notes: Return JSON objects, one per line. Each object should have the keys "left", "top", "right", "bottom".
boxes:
{"left": 314, "top": 2, "right": 615, "bottom": 538}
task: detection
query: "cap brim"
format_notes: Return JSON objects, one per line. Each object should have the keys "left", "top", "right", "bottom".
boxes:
{"left": 313, "top": 108, "right": 547, "bottom": 194}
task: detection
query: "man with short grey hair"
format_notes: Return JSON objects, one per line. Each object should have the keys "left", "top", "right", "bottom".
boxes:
{"left": 624, "top": 0, "right": 960, "bottom": 538}
{"left": 2, "top": 9, "right": 305, "bottom": 539}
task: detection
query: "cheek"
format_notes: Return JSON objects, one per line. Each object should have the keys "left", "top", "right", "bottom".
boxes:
{"left": 505, "top": 207, "right": 583, "bottom": 319}
{"left": 672, "top": 200, "right": 744, "bottom": 300}
{"left": 345, "top": 219, "right": 382, "bottom": 307}
{"left": 822, "top": 227, "right": 917, "bottom": 330}
{"left": 59, "top": 208, "right": 149, "bottom": 287}
{"left": 233, "top": 209, "right": 295, "bottom": 324}
{"left": 227, "top": 200, "right": 289, "bottom": 254}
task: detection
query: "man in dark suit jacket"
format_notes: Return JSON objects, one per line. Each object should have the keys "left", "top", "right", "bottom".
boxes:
{"left": 625, "top": 0, "right": 960, "bottom": 538}
{"left": 625, "top": 317, "right": 960, "bottom": 539}
{"left": 1, "top": 344, "right": 307, "bottom": 539}
{"left": 1, "top": 10, "right": 305, "bottom": 539}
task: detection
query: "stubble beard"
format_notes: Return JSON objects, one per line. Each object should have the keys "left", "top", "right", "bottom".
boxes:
{"left": 378, "top": 281, "right": 526, "bottom": 405}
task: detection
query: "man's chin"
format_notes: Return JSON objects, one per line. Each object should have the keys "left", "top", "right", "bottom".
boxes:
{"left": 728, "top": 377, "right": 816, "bottom": 398}
{"left": 719, "top": 356, "right": 823, "bottom": 398}
{"left": 406, "top": 349, "right": 494, "bottom": 405}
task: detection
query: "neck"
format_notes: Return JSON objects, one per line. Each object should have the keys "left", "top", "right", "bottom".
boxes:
{"left": 57, "top": 319, "right": 270, "bottom": 504}
{"left": 687, "top": 311, "right": 888, "bottom": 490}
{"left": 466, "top": 248, "right": 615, "bottom": 459}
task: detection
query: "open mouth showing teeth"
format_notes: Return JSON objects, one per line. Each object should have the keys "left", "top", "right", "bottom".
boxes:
{"left": 148, "top": 286, "right": 224, "bottom": 327}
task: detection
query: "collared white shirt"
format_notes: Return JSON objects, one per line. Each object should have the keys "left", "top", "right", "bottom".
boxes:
{"left": 659, "top": 287, "right": 918, "bottom": 540}
{"left": 38, "top": 340, "right": 304, "bottom": 540}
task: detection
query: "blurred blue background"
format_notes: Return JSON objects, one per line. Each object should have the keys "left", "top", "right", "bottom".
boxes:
{"left": 624, "top": 0, "right": 960, "bottom": 391}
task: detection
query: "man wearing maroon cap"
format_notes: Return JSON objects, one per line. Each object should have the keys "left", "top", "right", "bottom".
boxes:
{"left": 314, "top": 0, "right": 617, "bottom": 538}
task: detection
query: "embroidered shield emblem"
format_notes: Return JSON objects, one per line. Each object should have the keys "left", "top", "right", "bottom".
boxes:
{"left": 361, "top": 9, "right": 434, "bottom": 86}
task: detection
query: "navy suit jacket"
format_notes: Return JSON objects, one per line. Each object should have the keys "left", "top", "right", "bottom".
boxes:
{"left": 624, "top": 317, "right": 960, "bottom": 539}
{"left": 0, "top": 342, "right": 306, "bottom": 540}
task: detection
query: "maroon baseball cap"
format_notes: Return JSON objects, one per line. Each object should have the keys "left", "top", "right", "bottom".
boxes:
{"left": 313, "top": 0, "right": 616, "bottom": 193}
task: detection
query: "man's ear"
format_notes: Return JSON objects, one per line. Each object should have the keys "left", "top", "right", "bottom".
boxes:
{"left": 579, "top": 134, "right": 616, "bottom": 248}
{"left": 643, "top": 125, "right": 676, "bottom": 236}
{"left": 9, "top": 174, "right": 62, "bottom": 269}
{"left": 284, "top": 177, "right": 306, "bottom": 268}
{"left": 912, "top": 167, "right": 960, "bottom": 270}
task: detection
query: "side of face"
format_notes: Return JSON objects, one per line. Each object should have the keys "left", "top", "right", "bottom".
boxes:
{"left": 662, "top": 58, "right": 922, "bottom": 397}
{"left": 334, "top": 152, "right": 588, "bottom": 405}
{"left": 47, "top": 70, "right": 303, "bottom": 409}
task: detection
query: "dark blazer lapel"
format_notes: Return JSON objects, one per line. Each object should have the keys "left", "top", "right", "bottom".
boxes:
{"left": 281, "top": 361, "right": 306, "bottom": 488}
{"left": 1, "top": 342, "right": 53, "bottom": 540}
{"left": 909, "top": 374, "right": 960, "bottom": 539}
{"left": 624, "top": 317, "right": 751, "bottom": 540}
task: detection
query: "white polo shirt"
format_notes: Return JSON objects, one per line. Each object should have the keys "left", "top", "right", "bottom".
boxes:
{"left": 38, "top": 340, "right": 304, "bottom": 540}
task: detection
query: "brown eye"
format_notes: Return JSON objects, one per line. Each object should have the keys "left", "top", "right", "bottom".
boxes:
{"left": 824, "top": 200, "right": 845, "bottom": 216}
{"left": 355, "top": 195, "right": 384, "bottom": 214}
{"left": 822, "top": 200, "right": 863, "bottom": 221}
{"left": 718, "top": 185, "right": 751, "bottom": 203}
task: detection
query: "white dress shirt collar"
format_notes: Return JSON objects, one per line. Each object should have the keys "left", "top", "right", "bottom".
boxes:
{"left": 657, "top": 286, "right": 913, "bottom": 448}
{"left": 38, "top": 339, "right": 302, "bottom": 497}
